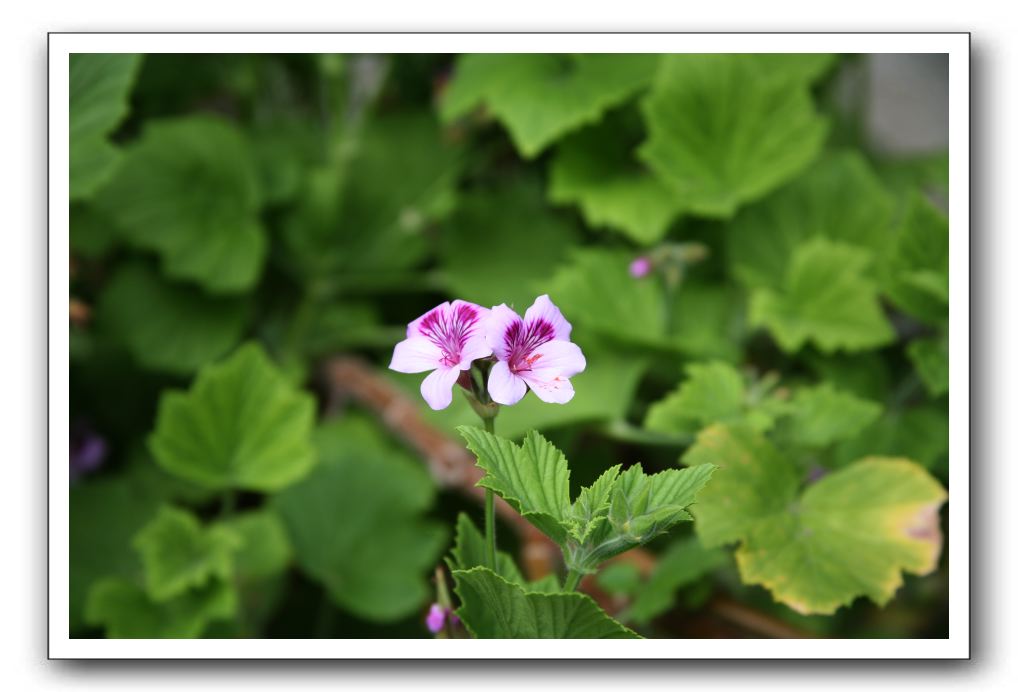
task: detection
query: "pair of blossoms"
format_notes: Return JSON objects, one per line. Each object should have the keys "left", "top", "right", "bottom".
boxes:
{"left": 390, "top": 295, "right": 586, "bottom": 410}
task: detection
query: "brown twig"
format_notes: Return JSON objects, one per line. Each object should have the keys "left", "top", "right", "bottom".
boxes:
{"left": 321, "top": 355, "right": 813, "bottom": 638}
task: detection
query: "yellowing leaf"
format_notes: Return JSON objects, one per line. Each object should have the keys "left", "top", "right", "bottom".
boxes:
{"left": 685, "top": 424, "right": 946, "bottom": 614}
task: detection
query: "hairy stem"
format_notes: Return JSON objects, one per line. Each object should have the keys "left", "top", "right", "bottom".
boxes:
{"left": 564, "top": 569, "right": 582, "bottom": 592}
{"left": 483, "top": 416, "right": 497, "bottom": 571}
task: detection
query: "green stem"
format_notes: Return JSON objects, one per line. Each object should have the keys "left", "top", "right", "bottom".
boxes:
{"left": 219, "top": 489, "right": 236, "bottom": 520}
{"left": 483, "top": 416, "right": 497, "bottom": 571}
{"left": 564, "top": 569, "right": 582, "bottom": 592}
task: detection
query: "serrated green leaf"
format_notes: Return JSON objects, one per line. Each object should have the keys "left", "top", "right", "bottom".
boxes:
{"left": 645, "top": 361, "right": 789, "bottom": 436}
{"left": 908, "top": 334, "right": 949, "bottom": 397}
{"left": 149, "top": 342, "right": 317, "bottom": 492}
{"left": 639, "top": 54, "right": 828, "bottom": 218}
{"left": 785, "top": 383, "right": 883, "bottom": 448}
{"left": 606, "top": 464, "right": 716, "bottom": 549}
{"left": 219, "top": 509, "right": 292, "bottom": 580}
{"left": 882, "top": 192, "right": 949, "bottom": 324}
{"left": 453, "top": 567, "right": 640, "bottom": 639}
{"left": 438, "top": 178, "right": 580, "bottom": 310}
{"left": 458, "top": 427, "right": 571, "bottom": 545}
{"left": 85, "top": 577, "right": 235, "bottom": 639}
{"left": 685, "top": 423, "right": 946, "bottom": 614}
{"left": 442, "top": 54, "right": 659, "bottom": 158}
{"left": 93, "top": 115, "right": 265, "bottom": 293}
{"left": 547, "top": 248, "right": 742, "bottom": 360}
{"left": 566, "top": 465, "right": 623, "bottom": 544}
{"left": 69, "top": 53, "right": 142, "bottom": 199}
{"left": 273, "top": 417, "right": 447, "bottom": 622}
{"left": 97, "top": 262, "right": 250, "bottom": 375}
{"left": 448, "top": 512, "right": 524, "bottom": 585}
{"left": 727, "top": 151, "right": 896, "bottom": 290}
{"left": 548, "top": 112, "right": 682, "bottom": 244}
{"left": 133, "top": 506, "right": 240, "bottom": 601}
{"left": 626, "top": 536, "right": 728, "bottom": 625}
{"left": 749, "top": 239, "right": 895, "bottom": 353}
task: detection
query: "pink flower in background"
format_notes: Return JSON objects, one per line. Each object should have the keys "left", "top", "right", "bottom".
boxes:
{"left": 390, "top": 300, "right": 492, "bottom": 410}
{"left": 425, "top": 603, "right": 446, "bottom": 634}
{"left": 629, "top": 256, "right": 653, "bottom": 278}
{"left": 485, "top": 295, "right": 586, "bottom": 406}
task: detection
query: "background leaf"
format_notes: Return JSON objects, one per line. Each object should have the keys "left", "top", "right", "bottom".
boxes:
{"left": 273, "top": 417, "right": 447, "bottom": 622}
{"left": 94, "top": 115, "right": 266, "bottom": 293}
{"left": 149, "top": 343, "right": 317, "bottom": 492}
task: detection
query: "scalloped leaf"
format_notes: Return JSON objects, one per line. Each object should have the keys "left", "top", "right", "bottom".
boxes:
{"left": 882, "top": 192, "right": 949, "bottom": 324}
{"left": 749, "top": 239, "right": 895, "bottom": 353}
{"left": 785, "top": 383, "right": 883, "bottom": 448}
{"left": 132, "top": 506, "right": 240, "bottom": 601}
{"left": 93, "top": 115, "right": 266, "bottom": 293}
{"left": 453, "top": 567, "right": 640, "bottom": 639}
{"left": 85, "top": 577, "right": 235, "bottom": 639}
{"left": 441, "top": 54, "right": 659, "bottom": 158}
{"left": 727, "top": 151, "right": 896, "bottom": 290}
{"left": 548, "top": 112, "right": 682, "bottom": 245}
{"left": 97, "top": 262, "right": 250, "bottom": 375}
{"left": 69, "top": 53, "right": 142, "bottom": 199}
{"left": 273, "top": 417, "right": 447, "bottom": 622}
{"left": 908, "top": 334, "right": 949, "bottom": 397}
{"left": 645, "top": 361, "right": 790, "bottom": 436}
{"left": 639, "top": 54, "right": 828, "bottom": 218}
{"left": 149, "top": 342, "right": 317, "bottom": 492}
{"left": 684, "top": 424, "right": 946, "bottom": 614}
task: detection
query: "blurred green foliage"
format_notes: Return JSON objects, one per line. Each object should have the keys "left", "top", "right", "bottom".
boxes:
{"left": 69, "top": 52, "right": 949, "bottom": 639}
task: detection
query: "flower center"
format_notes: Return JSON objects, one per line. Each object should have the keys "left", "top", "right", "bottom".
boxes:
{"left": 419, "top": 304, "right": 481, "bottom": 367}
{"left": 505, "top": 318, "right": 554, "bottom": 373}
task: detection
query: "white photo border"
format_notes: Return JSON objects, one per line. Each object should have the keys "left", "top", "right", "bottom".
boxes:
{"left": 49, "top": 32, "right": 970, "bottom": 660}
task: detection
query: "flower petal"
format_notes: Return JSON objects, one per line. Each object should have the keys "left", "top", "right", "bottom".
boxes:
{"left": 406, "top": 301, "right": 451, "bottom": 339}
{"left": 420, "top": 367, "right": 461, "bottom": 410}
{"left": 487, "top": 360, "right": 528, "bottom": 406}
{"left": 526, "top": 339, "right": 587, "bottom": 378}
{"left": 485, "top": 303, "right": 523, "bottom": 361}
{"left": 457, "top": 333, "right": 493, "bottom": 370}
{"left": 523, "top": 294, "right": 572, "bottom": 341}
{"left": 390, "top": 336, "right": 444, "bottom": 373}
{"left": 519, "top": 370, "right": 575, "bottom": 404}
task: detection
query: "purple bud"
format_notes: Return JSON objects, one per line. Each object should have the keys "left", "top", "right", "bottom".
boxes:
{"left": 629, "top": 256, "right": 653, "bottom": 279}
{"left": 425, "top": 603, "right": 446, "bottom": 634}
{"left": 70, "top": 424, "right": 107, "bottom": 482}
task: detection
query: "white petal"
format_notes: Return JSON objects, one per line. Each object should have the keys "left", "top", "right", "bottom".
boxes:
{"left": 487, "top": 360, "right": 528, "bottom": 406}
{"left": 389, "top": 336, "right": 443, "bottom": 373}
{"left": 523, "top": 294, "right": 572, "bottom": 341}
{"left": 420, "top": 367, "right": 461, "bottom": 410}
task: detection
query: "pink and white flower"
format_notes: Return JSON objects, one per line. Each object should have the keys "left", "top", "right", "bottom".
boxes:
{"left": 485, "top": 295, "right": 586, "bottom": 406}
{"left": 390, "top": 300, "right": 492, "bottom": 410}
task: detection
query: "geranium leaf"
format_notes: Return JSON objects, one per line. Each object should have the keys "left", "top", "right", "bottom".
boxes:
{"left": 441, "top": 54, "right": 659, "bottom": 158}
{"left": 219, "top": 509, "right": 293, "bottom": 581}
{"left": 639, "top": 54, "right": 828, "bottom": 218}
{"left": 548, "top": 112, "right": 682, "bottom": 245}
{"left": 626, "top": 536, "right": 728, "bottom": 625}
{"left": 85, "top": 577, "right": 235, "bottom": 639}
{"left": 69, "top": 53, "right": 142, "bottom": 199}
{"left": 452, "top": 567, "right": 641, "bottom": 639}
{"left": 645, "top": 361, "right": 790, "bottom": 436}
{"left": 149, "top": 342, "right": 317, "bottom": 492}
{"left": 749, "top": 239, "right": 896, "bottom": 353}
{"left": 94, "top": 115, "right": 266, "bottom": 293}
{"left": 685, "top": 424, "right": 947, "bottom": 614}
{"left": 132, "top": 506, "right": 240, "bottom": 602}
{"left": 882, "top": 192, "right": 949, "bottom": 324}
{"left": 908, "top": 334, "right": 949, "bottom": 397}
{"left": 97, "top": 262, "right": 250, "bottom": 375}
{"left": 458, "top": 427, "right": 571, "bottom": 545}
{"left": 273, "top": 417, "right": 447, "bottom": 622}
{"left": 448, "top": 512, "right": 525, "bottom": 585}
{"left": 727, "top": 151, "right": 896, "bottom": 290}
{"left": 784, "top": 383, "right": 883, "bottom": 448}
